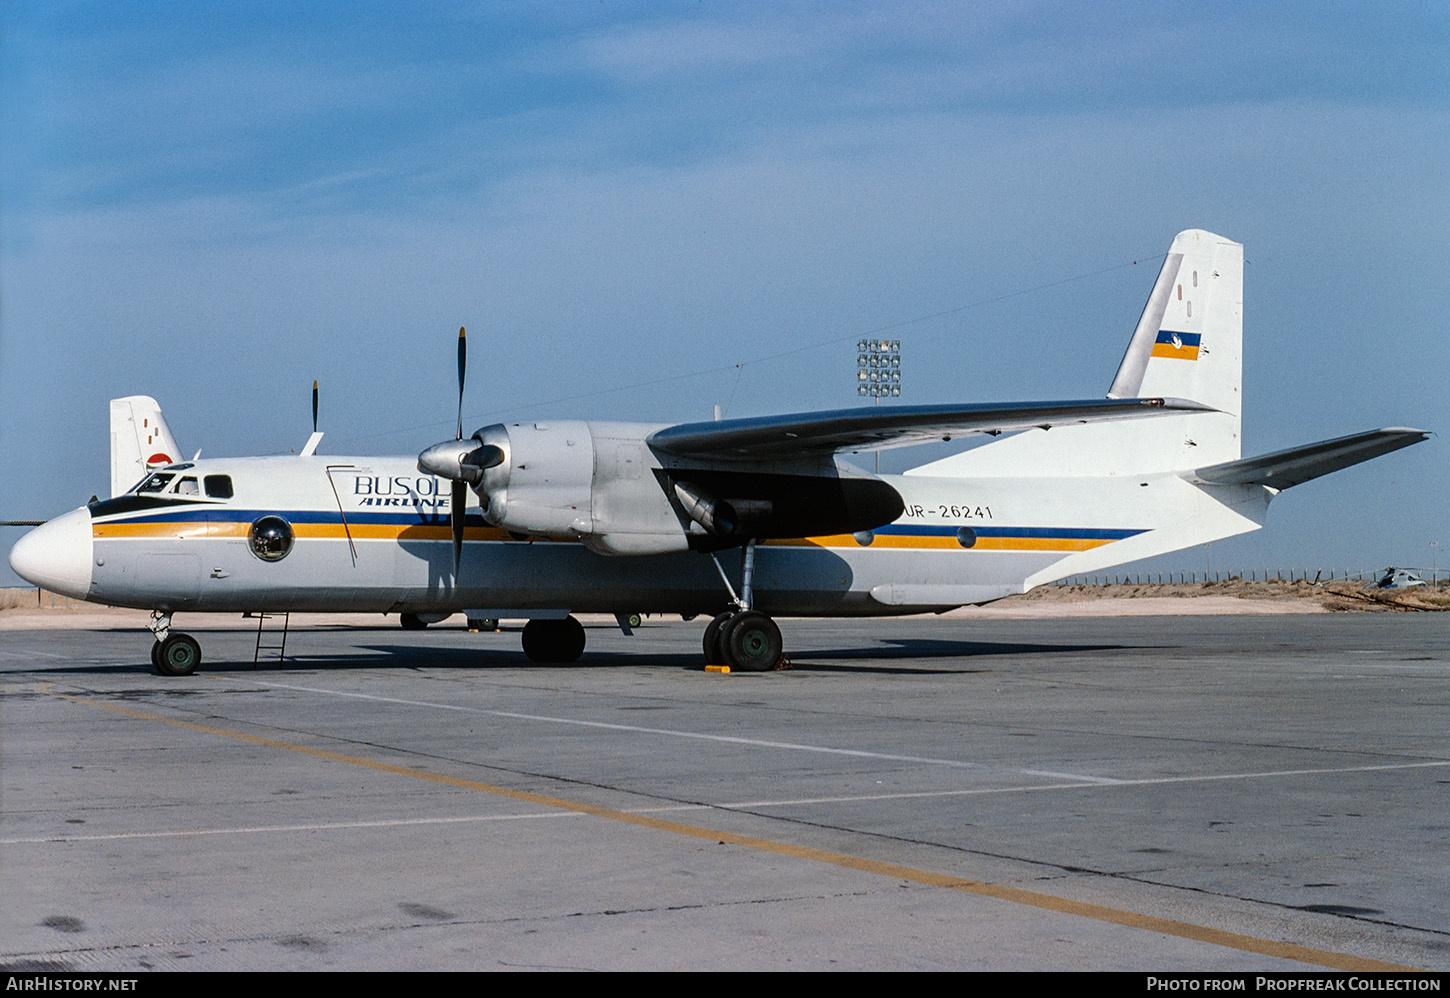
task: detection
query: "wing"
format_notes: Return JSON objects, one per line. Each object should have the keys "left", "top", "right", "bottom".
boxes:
{"left": 648, "top": 397, "right": 1213, "bottom": 460}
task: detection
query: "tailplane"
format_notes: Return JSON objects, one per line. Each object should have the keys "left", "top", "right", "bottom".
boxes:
{"left": 1191, "top": 427, "right": 1428, "bottom": 491}
{"left": 110, "top": 396, "right": 181, "bottom": 496}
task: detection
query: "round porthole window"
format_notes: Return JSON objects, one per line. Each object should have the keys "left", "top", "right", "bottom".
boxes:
{"left": 955, "top": 526, "right": 977, "bottom": 549}
{"left": 249, "top": 516, "right": 294, "bottom": 562}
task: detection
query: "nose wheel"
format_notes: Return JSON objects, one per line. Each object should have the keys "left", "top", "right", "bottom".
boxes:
{"left": 147, "top": 610, "right": 202, "bottom": 676}
{"left": 152, "top": 633, "right": 202, "bottom": 676}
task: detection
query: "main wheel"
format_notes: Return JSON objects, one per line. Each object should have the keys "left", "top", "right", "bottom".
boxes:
{"left": 155, "top": 633, "right": 202, "bottom": 677}
{"left": 467, "top": 617, "right": 499, "bottom": 632}
{"left": 521, "top": 617, "right": 586, "bottom": 663}
{"left": 399, "top": 613, "right": 428, "bottom": 630}
{"left": 721, "top": 611, "right": 782, "bottom": 672}
{"left": 702, "top": 612, "right": 733, "bottom": 665}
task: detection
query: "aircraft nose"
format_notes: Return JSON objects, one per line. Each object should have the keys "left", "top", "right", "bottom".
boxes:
{"left": 9, "top": 507, "right": 94, "bottom": 600}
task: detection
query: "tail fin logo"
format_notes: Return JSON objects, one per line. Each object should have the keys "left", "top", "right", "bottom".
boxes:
{"left": 1151, "top": 330, "right": 1200, "bottom": 361}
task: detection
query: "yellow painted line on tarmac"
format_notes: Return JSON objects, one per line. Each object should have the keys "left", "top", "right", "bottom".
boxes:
{"left": 53, "top": 690, "right": 1420, "bottom": 972}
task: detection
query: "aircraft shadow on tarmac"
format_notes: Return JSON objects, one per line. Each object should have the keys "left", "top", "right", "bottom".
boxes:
{"left": 13, "top": 633, "right": 1143, "bottom": 678}
{"left": 784, "top": 637, "right": 1135, "bottom": 674}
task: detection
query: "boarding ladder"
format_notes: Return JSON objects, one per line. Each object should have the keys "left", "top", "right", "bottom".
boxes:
{"left": 252, "top": 611, "right": 290, "bottom": 667}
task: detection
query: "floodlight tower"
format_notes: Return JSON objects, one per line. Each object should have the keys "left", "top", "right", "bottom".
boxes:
{"left": 856, "top": 338, "right": 901, "bottom": 472}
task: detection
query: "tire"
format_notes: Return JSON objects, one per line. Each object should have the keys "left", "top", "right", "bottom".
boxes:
{"left": 467, "top": 618, "right": 499, "bottom": 631}
{"left": 626, "top": 613, "right": 643, "bottom": 629}
{"left": 556, "top": 616, "right": 586, "bottom": 661}
{"left": 150, "top": 642, "right": 162, "bottom": 670}
{"left": 522, "top": 617, "right": 586, "bottom": 663}
{"left": 399, "top": 613, "right": 428, "bottom": 631}
{"left": 702, "top": 612, "right": 733, "bottom": 665}
{"left": 721, "top": 611, "right": 782, "bottom": 672}
{"left": 155, "top": 633, "right": 202, "bottom": 677}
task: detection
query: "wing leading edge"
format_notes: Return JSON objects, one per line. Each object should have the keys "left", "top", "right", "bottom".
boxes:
{"left": 648, "top": 397, "right": 1213, "bottom": 460}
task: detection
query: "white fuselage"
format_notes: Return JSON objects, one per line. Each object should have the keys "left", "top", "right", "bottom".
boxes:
{"left": 15, "top": 449, "right": 1270, "bottom": 618}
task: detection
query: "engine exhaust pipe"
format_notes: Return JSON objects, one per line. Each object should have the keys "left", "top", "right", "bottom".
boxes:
{"left": 673, "top": 481, "right": 772, "bottom": 537}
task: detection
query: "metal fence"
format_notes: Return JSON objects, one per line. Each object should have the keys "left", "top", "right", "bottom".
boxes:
{"left": 1054, "top": 569, "right": 1443, "bottom": 586}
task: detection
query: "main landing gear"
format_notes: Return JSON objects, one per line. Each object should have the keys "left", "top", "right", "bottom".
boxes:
{"left": 702, "top": 540, "right": 786, "bottom": 672}
{"left": 703, "top": 609, "right": 783, "bottom": 672}
{"left": 397, "top": 611, "right": 589, "bottom": 662}
{"left": 148, "top": 611, "right": 202, "bottom": 677}
{"left": 521, "top": 616, "right": 586, "bottom": 663}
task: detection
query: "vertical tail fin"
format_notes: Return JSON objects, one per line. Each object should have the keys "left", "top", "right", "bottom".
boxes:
{"left": 908, "top": 229, "right": 1243, "bottom": 479}
{"left": 109, "top": 396, "right": 181, "bottom": 496}
{"left": 1108, "top": 229, "right": 1242, "bottom": 453}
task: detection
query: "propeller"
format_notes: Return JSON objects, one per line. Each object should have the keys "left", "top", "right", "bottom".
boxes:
{"left": 452, "top": 328, "right": 467, "bottom": 572}
{"left": 456, "top": 326, "right": 466, "bottom": 440}
{"left": 416, "top": 328, "right": 506, "bottom": 578}
{"left": 300, "top": 380, "right": 324, "bottom": 457}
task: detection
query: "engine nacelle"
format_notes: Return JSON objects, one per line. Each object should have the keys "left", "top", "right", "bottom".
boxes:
{"left": 468, "top": 420, "right": 905, "bottom": 557}
{"left": 474, "top": 421, "right": 595, "bottom": 538}
{"left": 473, "top": 421, "right": 691, "bottom": 555}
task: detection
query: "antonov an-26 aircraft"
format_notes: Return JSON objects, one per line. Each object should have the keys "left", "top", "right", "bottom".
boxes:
{"left": 10, "top": 230, "right": 1428, "bottom": 676}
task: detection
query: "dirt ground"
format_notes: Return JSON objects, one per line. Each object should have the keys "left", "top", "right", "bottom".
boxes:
{"left": 957, "top": 577, "right": 1450, "bottom": 618}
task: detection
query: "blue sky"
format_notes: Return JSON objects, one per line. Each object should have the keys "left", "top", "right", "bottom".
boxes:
{"left": 3, "top": 1, "right": 1447, "bottom": 584}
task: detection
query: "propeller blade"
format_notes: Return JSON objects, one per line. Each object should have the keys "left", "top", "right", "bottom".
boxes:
{"left": 451, "top": 480, "right": 467, "bottom": 576}
{"left": 312, "top": 380, "right": 319, "bottom": 434}
{"left": 456, "top": 326, "right": 466, "bottom": 441}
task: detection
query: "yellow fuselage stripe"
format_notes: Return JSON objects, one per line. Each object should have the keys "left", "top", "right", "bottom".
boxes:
{"left": 94, "top": 522, "right": 1116, "bottom": 552}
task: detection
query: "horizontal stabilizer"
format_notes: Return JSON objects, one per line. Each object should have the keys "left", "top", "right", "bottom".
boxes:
{"left": 1190, "top": 428, "right": 1428, "bottom": 490}
{"left": 650, "top": 397, "right": 1212, "bottom": 460}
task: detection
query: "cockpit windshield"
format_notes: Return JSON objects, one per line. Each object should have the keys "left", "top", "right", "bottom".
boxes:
{"left": 125, "top": 470, "right": 233, "bottom": 500}
{"left": 135, "top": 473, "right": 175, "bottom": 494}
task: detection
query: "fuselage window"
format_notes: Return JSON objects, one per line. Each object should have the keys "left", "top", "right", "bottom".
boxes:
{"left": 249, "top": 516, "right": 294, "bottom": 562}
{"left": 136, "top": 473, "right": 175, "bottom": 493}
{"left": 176, "top": 477, "right": 200, "bottom": 496}
{"left": 204, "top": 475, "right": 234, "bottom": 499}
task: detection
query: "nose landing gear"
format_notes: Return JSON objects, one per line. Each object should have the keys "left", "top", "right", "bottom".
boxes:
{"left": 148, "top": 611, "right": 202, "bottom": 677}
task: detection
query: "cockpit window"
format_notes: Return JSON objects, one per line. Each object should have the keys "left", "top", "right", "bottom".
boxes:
{"left": 136, "top": 473, "right": 175, "bottom": 493}
{"left": 204, "top": 475, "right": 234, "bottom": 499}
{"left": 175, "top": 477, "right": 200, "bottom": 496}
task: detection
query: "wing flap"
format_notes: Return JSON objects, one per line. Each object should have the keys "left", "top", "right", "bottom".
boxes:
{"left": 649, "top": 397, "right": 1212, "bottom": 460}
{"left": 1190, "top": 428, "right": 1428, "bottom": 490}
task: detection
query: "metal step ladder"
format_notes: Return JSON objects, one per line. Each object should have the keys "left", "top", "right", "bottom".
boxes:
{"left": 252, "top": 611, "right": 290, "bottom": 667}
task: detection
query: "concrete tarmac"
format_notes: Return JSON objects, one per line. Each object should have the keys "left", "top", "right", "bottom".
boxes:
{"left": 1, "top": 613, "right": 1446, "bottom": 971}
